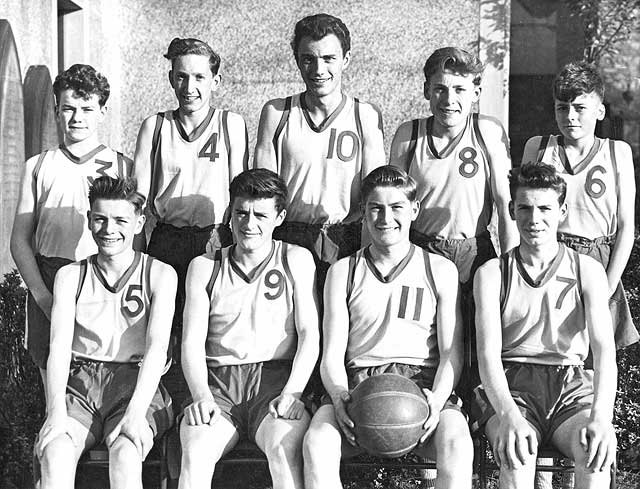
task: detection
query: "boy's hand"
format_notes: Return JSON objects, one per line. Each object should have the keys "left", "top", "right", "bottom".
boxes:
{"left": 580, "top": 417, "right": 616, "bottom": 472}
{"left": 183, "top": 396, "right": 221, "bottom": 426}
{"left": 419, "top": 389, "right": 441, "bottom": 443}
{"left": 493, "top": 410, "right": 538, "bottom": 469}
{"left": 105, "top": 411, "right": 153, "bottom": 460}
{"left": 37, "top": 412, "right": 73, "bottom": 457}
{"left": 268, "top": 393, "right": 305, "bottom": 420}
{"left": 332, "top": 390, "right": 356, "bottom": 445}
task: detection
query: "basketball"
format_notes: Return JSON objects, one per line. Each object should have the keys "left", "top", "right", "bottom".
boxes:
{"left": 347, "top": 373, "right": 430, "bottom": 458}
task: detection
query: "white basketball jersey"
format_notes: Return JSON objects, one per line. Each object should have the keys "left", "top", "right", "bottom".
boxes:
{"left": 148, "top": 108, "right": 239, "bottom": 227}
{"left": 535, "top": 135, "right": 618, "bottom": 239}
{"left": 273, "top": 93, "right": 379, "bottom": 224}
{"left": 500, "top": 245, "right": 588, "bottom": 365}
{"left": 345, "top": 245, "right": 439, "bottom": 368}
{"left": 204, "top": 241, "right": 298, "bottom": 366}
{"left": 406, "top": 114, "right": 493, "bottom": 239}
{"left": 72, "top": 252, "right": 152, "bottom": 363}
{"left": 32, "top": 145, "right": 131, "bottom": 260}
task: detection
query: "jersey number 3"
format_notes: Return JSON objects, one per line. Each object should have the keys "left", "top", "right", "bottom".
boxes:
{"left": 198, "top": 133, "right": 220, "bottom": 162}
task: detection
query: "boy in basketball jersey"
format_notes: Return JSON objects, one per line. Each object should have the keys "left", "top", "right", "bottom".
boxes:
{"left": 472, "top": 163, "right": 617, "bottom": 489}
{"left": 254, "top": 13, "right": 386, "bottom": 289}
{"left": 303, "top": 166, "right": 473, "bottom": 489}
{"left": 36, "top": 176, "right": 176, "bottom": 489}
{"left": 11, "top": 64, "right": 132, "bottom": 383}
{"left": 133, "top": 37, "right": 249, "bottom": 407}
{"left": 521, "top": 61, "right": 638, "bottom": 349}
{"left": 178, "top": 169, "right": 319, "bottom": 489}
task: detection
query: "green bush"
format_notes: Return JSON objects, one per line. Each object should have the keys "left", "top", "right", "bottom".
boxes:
{"left": 0, "top": 270, "right": 44, "bottom": 489}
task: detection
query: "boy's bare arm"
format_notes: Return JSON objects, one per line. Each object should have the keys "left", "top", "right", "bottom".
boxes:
{"left": 388, "top": 121, "right": 415, "bottom": 172}
{"left": 132, "top": 115, "right": 158, "bottom": 201}
{"left": 480, "top": 117, "right": 518, "bottom": 253}
{"left": 271, "top": 246, "right": 320, "bottom": 419}
{"left": 253, "top": 99, "right": 285, "bottom": 171}
{"left": 11, "top": 156, "right": 52, "bottom": 317}
{"left": 227, "top": 112, "right": 250, "bottom": 179}
{"left": 606, "top": 140, "right": 635, "bottom": 296}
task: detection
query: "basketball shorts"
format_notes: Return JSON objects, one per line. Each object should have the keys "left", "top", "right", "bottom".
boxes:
{"left": 558, "top": 232, "right": 639, "bottom": 349}
{"left": 470, "top": 362, "right": 593, "bottom": 445}
{"left": 183, "top": 360, "right": 293, "bottom": 442}
{"left": 26, "top": 254, "right": 73, "bottom": 369}
{"left": 346, "top": 363, "right": 464, "bottom": 414}
{"left": 65, "top": 361, "right": 173, "bottom": 447}
{"left": 147, "top": 221, "right": 232, "bottom": 345}
{"left": 273, "top": 220, "right": 362, "bottom": 296}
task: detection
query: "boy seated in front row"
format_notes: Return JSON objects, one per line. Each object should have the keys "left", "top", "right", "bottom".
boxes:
{"left": 521, "top": 61, "right": 638, "bottom": 350}
{"left": 36, "top": 176, "right": 176, "bottom": 489}
{"left": 303, "top": 166, "right": 473, "bottom": 489}
{"left": 472, "top": 163, "right": 617, "bottom": 488}
{"left": 179, "top": 169, "right": 319, "bottom": 489}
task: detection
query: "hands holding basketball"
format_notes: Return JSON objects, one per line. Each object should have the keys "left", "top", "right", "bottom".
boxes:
{"left": 332, "top": 390, "right": 356, "bottom": 445}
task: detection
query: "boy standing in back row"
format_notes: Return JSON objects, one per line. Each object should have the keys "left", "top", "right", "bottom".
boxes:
{"left": 521, "top": 61, "right": 638, "bottom": 349}
{"left": 254, "top": 13, "right": 386, "bottom": 290}
{"left": 11, "top": 64, "right": 132, "bottom": 387}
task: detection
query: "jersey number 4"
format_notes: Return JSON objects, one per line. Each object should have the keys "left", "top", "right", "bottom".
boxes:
{"left": 198, "top": 133, "right": 220, "bottom": 162}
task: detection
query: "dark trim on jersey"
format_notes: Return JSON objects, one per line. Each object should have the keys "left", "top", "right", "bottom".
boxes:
{"left": 514, "top": 244, "right": 565, "bottom": 288}
{"left": 116, "top": 151, "right": 133, "bottom": 177}
{"left": 557, "top": 136, "right": 603, "bottom": 175}
{"left": 608, "top": 138, "right": 619, "bottom": 194}
{"left": 229, "top": 241, "right": 276, "bottom": 284}
{"left": 536, "top": 135, "right": 551, "bottom": 163}
{"left": 148, "top": 112, "right": 165, "bottom": 213}
{"left": 422, "top": 249, "right": 437, "bottom": 301}
{"left": 346, "top": 253, "right": 357, "bottom": 303}
{"left": 221, "top": 109, "right": 231, "bottom": 156}
{"left": 354, "top": 97, "right": 363, "bottom": 140}
{"left": 472, "top": 114, "right": 491, "bottom": 173}
{"left": 91, "top": 251, "right": 142, "bottom": 293}
{"left": 172, "top": 106, "right": 216, "bottom": 142}
{"left": 369, "top": 101, "right": 384, "bottom": 135}
{"left": 59, "top": 144, "right": 107, "bottom": 165}
{"left": 300, "top": 92, "right": 347, "bottom": 133}
{"left": 499, "top": 253, "right": 510, "bottom": 313}
{"left": 76, "top": 259, "right": 88, "bottom": 302}
{"left": 206, "top": 249, "right": 223, "bottom": 298}
{"left": 406, "top": 119, "right": 420, "bottom": 170}
{"left": 573, "top": 248, "right": 584, "bottom": 300}
{"left": 242, "top": 124, "right": 250, "bottom": 171}
{"left": 32, "top": 150, "right": 49, "bottom": 181}
{"left": 425, "top": 116, "right": 467, "bottom": 159}
{"left": 144, "top": 255, "right": 153, "bottom": 303}
{"left": 272, "top": 96, "right": 292, "bottom": 159}
{"left": 281, "top": 242, "right": 295, "bottom": 285}
{"left": 363, "top": 244, "right": 415, "bottom": 283}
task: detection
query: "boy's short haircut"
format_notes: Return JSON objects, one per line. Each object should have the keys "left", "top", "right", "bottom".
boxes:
{"left": 53, "top": 64, "right": 110, "bottom": 107}
{"left": 553, "top": 61, "right": 604, "bottom": 102}
{"left": 88, "top": 176, "right": 146, "bottom": 214}
{"left": 291, "top": 13, "right": 351, "bottom": 61}
{"left": 508, "top": 162, "right": 567, "bottom": 204}
{"left": 229, "top": 169, "right": 288, "bottom": 212}
{"left": 423, "top": 47, "right": 484, "bottom": 87}
{"left": 360, "top": 166, "right": 417, "bottom": 206}
{"left": 164, "top": 37, "right": 221, "bottom": 76}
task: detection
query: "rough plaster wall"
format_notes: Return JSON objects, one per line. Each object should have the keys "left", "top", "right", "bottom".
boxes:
{"left": 117, "top": 0, "right": 480, "bottom": 158}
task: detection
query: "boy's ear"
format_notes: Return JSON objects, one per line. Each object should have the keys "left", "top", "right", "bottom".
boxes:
{"left": 508, "top": 200, "right": 515, "bottom": 220}
{"left": 597, "top": 101, "right": 606, "bottom": 121}
{"left": 168, "top": 70, "right": 175, "bottom": 89}
{"left": 423, "top": 81, "right": 430, "bottom": 100}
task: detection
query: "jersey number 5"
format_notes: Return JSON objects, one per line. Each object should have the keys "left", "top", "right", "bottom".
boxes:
{"left": 198, "top": 133, "right": 220, "bottom": 162}
{"left": 123, "top": 284, "right": 144, "bottom": 317}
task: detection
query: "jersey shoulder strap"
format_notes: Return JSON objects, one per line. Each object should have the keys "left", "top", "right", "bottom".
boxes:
{"left": 32, "top": 149, "right": 50, "bottom": 182}
{"left": 421, "top": 248, "right": 437, "bottom": 297}
{"left": 499, "top": 252, "right": 511, "bottom": 313}
{"left": 206, "top": 249, "right": 223, "bottom": 298}
{"left": 405, "top": 119, "right": 420, "bottom": 169}
{"left": 76, "top": 258, "right": 89, "bottom": 302}
{"left": 536, "top": 135, "right": 551, "bottom": 163}
{"left": 346, "top": 253, "right": 358, "bottom": 303}
{"left": 608, "top": 139, "right": 620, "bottom": 194}
{"left": 147, "top": 112, "right": 165, "bottom": 207}
{"left": 272, "top": 96, "right": 292, "bottom": 151}
{"left": 472, "top": 113, "right": 491, "bottom": 169}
